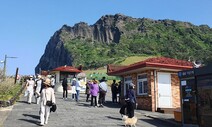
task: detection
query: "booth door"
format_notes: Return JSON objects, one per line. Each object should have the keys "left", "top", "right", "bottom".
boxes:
{"left": 197, "top": 75, "right": 212, "bottom": 127}
{"left": 181, "top": 78, "right": 198, "bottom": 125}
{"left": 158, "top": 73, "right": 172, "bottom": 108}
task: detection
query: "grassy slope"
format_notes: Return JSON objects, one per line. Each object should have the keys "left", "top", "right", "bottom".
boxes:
{"left": 84, "top": 56, "right": 154, "bottom": 81}
{"left": 119, "top": 56, "right": 155, "bottom": 65}
{"left": 0, "top": 78, "right": 22, "bottom": 100}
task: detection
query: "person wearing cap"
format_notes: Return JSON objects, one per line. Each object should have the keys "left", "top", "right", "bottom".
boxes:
{"left": 40, "top": 78, "right": 56, "bottom": 126}
{"left": 34, "top": 75, "right": 43, "bottom": 104}
{"left": 125, "top": 83, "right": 137, "bottom": 118}
{"left": 98, "top": 77, "right": 108, "bottom": 107}
{"left": 25, "top": 75, "right": 35, "bottom": 104}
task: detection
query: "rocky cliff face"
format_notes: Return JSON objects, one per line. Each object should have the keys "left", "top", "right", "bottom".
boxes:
{"left": 60, "top": 14, "right": 133, "bottom": 44}
{"left": 35, "top": 14, "right": 131, "bottom": 73}
{"left": 35, "top": 31, "right": 72, "bottom": 73}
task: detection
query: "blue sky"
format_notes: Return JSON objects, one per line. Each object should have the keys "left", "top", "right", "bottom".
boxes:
{"left": 0, "top": 0, "right": 212, "bottom": 75}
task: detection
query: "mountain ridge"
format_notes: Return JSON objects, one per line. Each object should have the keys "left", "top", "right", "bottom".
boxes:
{"left": 35, "top": 14, "right": 212, "bottom": 73}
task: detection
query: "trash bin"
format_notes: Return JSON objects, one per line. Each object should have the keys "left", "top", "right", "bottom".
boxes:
{"left": 174, "top": 108, "right": 181, "bottom": 122}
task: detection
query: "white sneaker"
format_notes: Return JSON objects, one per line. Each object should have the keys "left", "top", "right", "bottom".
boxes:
{"left": 44, "top": 121, "right": 48, "bottom": 124}
{"left": 40, "top": 123, "right": 44, "bottom": 126}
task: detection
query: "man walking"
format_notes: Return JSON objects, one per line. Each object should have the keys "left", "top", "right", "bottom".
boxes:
{"left": 98, "top": 77, "right": 108, "bottom": 107}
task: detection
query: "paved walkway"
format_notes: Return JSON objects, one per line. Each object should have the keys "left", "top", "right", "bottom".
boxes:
{"left": 1, "top": 90, "right": 181, "bottom": 127}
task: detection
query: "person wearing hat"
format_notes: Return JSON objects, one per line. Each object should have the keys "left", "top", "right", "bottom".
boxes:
{"left": 125, "top": 83, "right": 137, "bottom": 118}
{"left": 25, "top": 75, "right": 35, "bottom": 104}
{"left": 40, "top": 78, "right": 56, "bottom": 126}
{"left": 34, "top": 75, "right": 43, "bottom": 104}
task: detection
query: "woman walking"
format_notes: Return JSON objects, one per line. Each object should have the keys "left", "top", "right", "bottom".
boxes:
{"left": 40, "top": 78, "right": 56, "bottom": 126}
{"left": 125, "top": 83, "right": 137, "bottom": 118}
{"left": 25, "top": 75, "right": 35, "bottom": 104}
{"left": 35, "top": 75, "right": 42, "bottom": 104}
{"left": 89, "top": 80, "right": 99, "bottom": 107}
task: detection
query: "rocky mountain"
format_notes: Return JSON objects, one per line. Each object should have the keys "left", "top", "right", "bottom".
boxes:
{"left": 35, "top": 31, "right": 72, "bottom": 73}
{"left": 35, "top": 14, "right": 212, "bottom": 73}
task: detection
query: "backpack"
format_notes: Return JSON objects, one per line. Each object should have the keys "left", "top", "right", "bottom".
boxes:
{"left": 72, "top": 80, "right": 76, "bottom": 86}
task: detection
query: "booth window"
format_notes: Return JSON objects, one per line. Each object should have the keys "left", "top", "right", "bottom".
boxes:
{"left": 124, "top": 76, "right": 132, "bottom": 96}
{"left": 137, "top": 74, "right": 148, "bottom": 95}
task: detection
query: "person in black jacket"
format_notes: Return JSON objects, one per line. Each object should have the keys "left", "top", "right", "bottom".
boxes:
{"left": 125, "top": 83, "right": 137, "bottom": 118}
{"left": 62, "top": 77, "right": 68, "bottom": 99}
{"left": 111, "top": 80, "right": 117, "bottom": 103}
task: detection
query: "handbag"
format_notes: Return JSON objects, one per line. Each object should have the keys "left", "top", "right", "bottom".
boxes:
{"left": 45, "top": 89, "right": 53, "bottom": 106}
{"left": 50, "top": 104, "right": 57, "bottom": 112}
{"left": 46, "top": 101, "right": 53, "bottom": 106}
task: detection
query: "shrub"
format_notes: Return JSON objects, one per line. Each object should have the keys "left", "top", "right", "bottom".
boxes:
{"left": 0, "top": 78, "right": 22, "bottom": 101}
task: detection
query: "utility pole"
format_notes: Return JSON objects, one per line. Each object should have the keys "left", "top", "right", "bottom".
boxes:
{"left": 2, "top": 55, "right": 17, "bottom": 80}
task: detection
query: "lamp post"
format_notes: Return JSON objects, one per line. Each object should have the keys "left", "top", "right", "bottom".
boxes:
{"left": 1, "top": 55, "right": 17, "bottom": 80}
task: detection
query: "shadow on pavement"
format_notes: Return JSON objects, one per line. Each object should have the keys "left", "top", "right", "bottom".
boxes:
{"left": 106, "top": 116, "right": 125, "bottom": 127}
{"left": 106, "top": 116, "right": 122, "bottom": 120}
{"left": 16, "top": 100, "right": 28, "bottom": 104}
{"left": 103, "top": 101, "right": 122, "bottom": 108}
{"left": 23, "top": 114, "right": 40, "bottom": 119}
{"left": 77, "top": 102, "right": 90, "bottom": 107}
{"left": 141, "top": 118, "right": 178, "bottom": 127}
{"left": 18, "top": 119, "right": 39, "bottom": 126}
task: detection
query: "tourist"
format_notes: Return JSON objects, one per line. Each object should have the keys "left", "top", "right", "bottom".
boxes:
{"left": 25, "top": 75, "right": 35, "bottom": 104}
{"left": 40, "top": 78, "right": 56, "bottom": 126}
{"left": 71, "top": 78, "right": 77, "bottom": 100}
{"left": 111, "top": 80, "right": 118, "bottom": 103}
{"left": 62, "top": 77, "right": 68, "bottom": 99}
{"left": 98, "top": 77, "right": 108, "bottom": 107}
{"left": 90, "top": 79, "right": 99, "bottom": 107}
{"left": 117, "top": 81, "right": 122, "bottom": 103}
{"left": 85, "top": 80, "right": 91, "bottom": 102}
{"left": 34, "top": 75, "right": 43, "bottom": 104}
{"left": 125, "top": 83, "right": 137, "bottom": 118}
{"left": 50, "top": 75, "right": 55, "bottom": 89}
{"left": 75, "top": 78, "right": 81, "bottom": 102}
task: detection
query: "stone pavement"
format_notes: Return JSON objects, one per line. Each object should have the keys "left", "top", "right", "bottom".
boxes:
{"left": 1, "top": 90, "right": 181, "bottom": 127}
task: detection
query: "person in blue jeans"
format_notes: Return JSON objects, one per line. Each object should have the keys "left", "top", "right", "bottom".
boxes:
{"left": 75, "top": 78, "right": 81, "bottom": 102}
{"left": 71, "top": 78, "right": 77, "bottom": 100}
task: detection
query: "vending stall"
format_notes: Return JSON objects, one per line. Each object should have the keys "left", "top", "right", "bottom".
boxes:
{"left": 178, "top": 65, "right": 212, "bottom": 127}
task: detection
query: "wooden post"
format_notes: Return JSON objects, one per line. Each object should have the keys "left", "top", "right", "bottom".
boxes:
{"left": 14, "top": 68, "right": 19, "bottom": 84}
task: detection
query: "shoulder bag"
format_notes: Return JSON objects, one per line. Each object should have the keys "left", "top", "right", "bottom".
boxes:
{"left": 45, "top": 89, "right": 53, "bottom": 106}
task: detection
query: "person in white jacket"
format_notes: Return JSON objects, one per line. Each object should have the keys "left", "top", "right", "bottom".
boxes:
{"left": 40, "top": 78, "right": 56, "bottom": 126}
{"left": 25, "top": 75, "right": 35, "bottom": 104}
{"left": 34, "top": 75, "right": 42, "bottom": 104}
